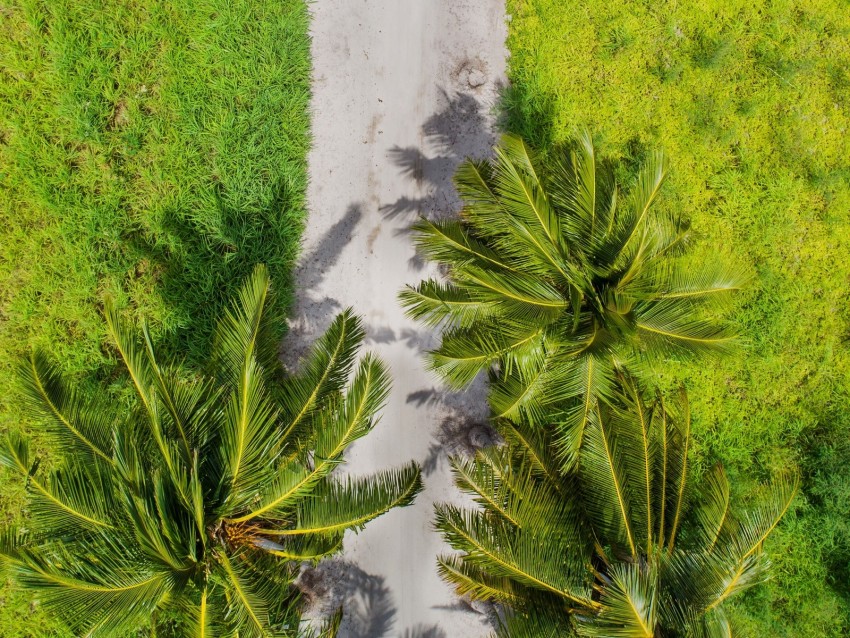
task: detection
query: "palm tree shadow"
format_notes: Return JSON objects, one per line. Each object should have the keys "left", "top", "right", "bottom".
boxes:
{"left": 281, "top": 204, "right": 363, "bottom": 367}
{"left": 381, "top": 87, "right": 502, "bottom": 271}
{"left": 298, "top": 560, "right": 396, "bottom": 638}
{"left": 400, "top": 626, "right": 447, "bottom": 638}
{"left": 407, "top": 376, "right": 501, "bottom": 477}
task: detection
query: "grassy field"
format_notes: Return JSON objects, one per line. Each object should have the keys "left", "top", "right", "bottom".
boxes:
{"left": 504, "top": 0, "right": 850, "bottom": 634}
{"left": 0, "top": 1, "right": 309, "bottom": 633}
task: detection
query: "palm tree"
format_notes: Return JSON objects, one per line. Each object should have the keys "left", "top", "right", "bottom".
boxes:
{"left": 401, "top": 132, "right": 743, "bottom": 468}
{"left": 435, "top": 376, "right": 796, "bottom": 637}
{"left": 0, "top": 265, "right": 422, "bottom": 637}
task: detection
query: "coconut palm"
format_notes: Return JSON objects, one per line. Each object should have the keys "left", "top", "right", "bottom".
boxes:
{"left": 435, "top": 376, "right": 796, "bottom": 637}
{"left": 401, "top": 132, "right": 743, "bottom": 468}
{"left": 0, "top": 265, "right": 422, "bottom": 637}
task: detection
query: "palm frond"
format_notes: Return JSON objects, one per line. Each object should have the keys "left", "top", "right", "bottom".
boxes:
{"left": 211, "top": 263, "right": 280, "bottom": 386}
{"left": 548, "top": 128, "right": 616, "bottom": 250}
{"left": 430, "top": 322, "right": 545, "bottom": 388}
{"left": 693, "top": 464, "right": 732, "bottom": 552}
{"left": 231, "top": 355, "right": 391, "bottom": 523}
{"left": 630, "top": 261, "right": 747, "bottom": 311}
{"left": 576, "top": 561, "right": 658, "bottom": 638}
{"left": 142, "top": 323, "right": 194, "bottom": 459}
{"left": 494, "top": 416, "right": 563, "bottom": 491}
{"left": 633, "top": 301, "right": 737, "bottom": 358}
{"left": 492, "top": 607, "right": 572, "bottom": 638}
{"left": 722, "top": 472, "right": 798, "bottom": 564}
{"left": 215, "top": 550, "right": 272, "bottom": 638}
{"left": 437, "top": 554, "right": 528, "bottom": 608}
{"left": 14, "top": 540, "right": 174, "bottom": 637}
{"left": 271, "top": 463, "right": 422, "bottom": 536}
{"left": 180, "top": 585, "right": 222, "bottom": 638}
{"left": 1, "top": 433, "right": 116, "bottom": 531}
{"left": 409, "top": 218, "right": 519, "bottom": 274}
{"left": 453, "top": 158, "right": 501, "bottom": 222}
{"left": 253, "top": 534, "right": 343, "bottom": 562}
{"left": 456, "top": 265, "right": 567, "bottom": 315}
{"left": 493, "top": 134, "right": 562, "bottom": 249}
{"left": 399, "top": 279, "right": 500, "bottom": 329}
{"left": 313, "top": 354, "right": 391, "bottom": 460}
{"left": 665, "top": 548, "right": 769, "bottom": 617}
{"left": 218, "top": 354, "right": 281, "bottom": 509}
{"left": 279, "top": 309, "right": 365, "bottom": 444}
{"left": 580, "top": 402, "right": 638, "bottom": 557}
{"left": 549, "top": 354, "right": 616, "bottom": 468}
{"left": 450, "top": 455, "right": 524, "bottom": 528}
{"left": 104, "top": 299, "right": 160, "bottom": 425}
{"left": 664, "top": 388, "right": 691, "bottom": 554}
{"left": 16, "top": 351, "right": 115, "bottom": 464}
{"left": 435, "top": 504, "right": 593, "bottom": 608}
{"left": 611, "top": 150, "right": 669, "bottom": 265}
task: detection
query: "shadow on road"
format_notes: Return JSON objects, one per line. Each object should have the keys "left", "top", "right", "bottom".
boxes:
{"left": 381, "top": 88, "right": 499, "bottom": 272}
{"left": 281, "top": 204, "right": 362, "bottom": 366}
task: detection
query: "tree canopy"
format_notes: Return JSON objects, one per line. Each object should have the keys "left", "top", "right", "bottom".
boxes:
{"left": 436, "top": 376, "right": 796, "bottom": 637}
{"left": 1, "top": 265, "right": 421, "bottom": 637}
{"left": 402, "top": 133, "right": 743, "bottom": 468}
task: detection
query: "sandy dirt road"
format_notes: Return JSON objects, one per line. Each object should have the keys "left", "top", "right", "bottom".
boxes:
{"left": 285, "top": 1, "right": 506, "bottom": 635}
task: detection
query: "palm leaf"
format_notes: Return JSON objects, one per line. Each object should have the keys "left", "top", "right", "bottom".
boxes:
{"left": 722, "top": 472, "right": 798, "bottom": 564}
{"left": 218, "top": 355, "right": 281, "bottom": 508}
{"left": 269, "top": 463, "right": 422, "bottom": 536}
{"left": 253, "top": 534, "right": 343, "bottom": 561}
{"left": 580, "top": 402, "right": 638, "bottom": 557}
{"left": 231, "top": 355, "right": 390, "bottom": 523}
{"left": 435, "top": 504, "right": 593, "bottom": 608}
{"left": 437, "top": 554, "right": 528, "bottom": 608}
{"left": 399, "top": 279, "right": 501, "bottom": 329}
{"left": 211, "top": 263, "right": 280, "bottom": 386}
{"left": 576, "top": 562, "right": 658, "bottom": 638}
{"left": 215, "top": 550, "right": 271, "bottom": 637}
{"left": 430, "top": 322, "right": 545, "bottom": 388}
{"left": 492, "top": 607, "right": 572, "bottom": 638}
{"left": 0, "top": 433, "right": 115, "bottom": 531}
{"left": 693, "top": 464, "right": 732, "bottom": 552}
{"left": 279, "top": 309, "right": 365, "bottom": 444}
{"left": 493, "top": 134, "right": 562, "bottom": 248}
{"left": 14, "top": 540, "right": 173, "bottom": 637}
{"left": 664, "top": 388, "right": 691, "bottom": 554}
{"left": 634, "top": 300, "right": 737, "bottom": 358}
{"left": 180, "top": 585, "right": 222, "bottom": 638}
{"left": 409, "top": 218, "right": 520, "bottom": 274}
{"left": 16, "top": 351, "right": 114, "bottom": 464}
{"left": 611, "top": 150, "right": 669, "bottom": 265}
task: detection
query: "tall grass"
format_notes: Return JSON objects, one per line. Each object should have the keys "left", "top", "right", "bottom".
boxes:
{"left": 505, "top": 0, "right": 850, "bottom": 634}
{"left": 0, "top": 1, "right": 310, "bottom": 633}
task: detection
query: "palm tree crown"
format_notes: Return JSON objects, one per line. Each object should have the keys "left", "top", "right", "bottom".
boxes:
{"left": 436, "top": 377, "right": 796, "bottom": 637}
{"left": 1, "top": 265, "right": 422, "bottom": 637}
{"left": 401, "top": 133, "right": 743, "bottom": 467}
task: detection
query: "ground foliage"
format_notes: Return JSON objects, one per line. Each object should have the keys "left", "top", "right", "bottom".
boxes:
{"left": 505, "top": 0, "right": 850, "bottom": 634}
{"left": 0, "top": 1, "right": 310, "bottom": 633}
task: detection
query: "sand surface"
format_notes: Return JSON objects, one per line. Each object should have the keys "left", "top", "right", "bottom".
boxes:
{"left": 286, "top": 1, "right": 507, "bottom": 635}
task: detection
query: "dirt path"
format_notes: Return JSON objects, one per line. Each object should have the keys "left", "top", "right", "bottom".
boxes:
{"left": 286, "top": 1, "right": 507, "bottom": 635}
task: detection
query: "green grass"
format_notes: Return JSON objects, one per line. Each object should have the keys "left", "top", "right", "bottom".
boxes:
{"left": 504, "top": 0, "right": 850, "bottom": 634}
{"left": 0, "top": 1, "right": 309, "bottom": 633}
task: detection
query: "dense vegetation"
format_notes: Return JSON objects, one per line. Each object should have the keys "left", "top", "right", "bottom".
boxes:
{"left": 0, "top": 1, "right": 310, "bottom": 634}
{"left": 438, "top": 376, "right": 796, "bottom": 636}
{"left": 504, "top": 0, "right": 850, "bottom": 634}
{"left": 2, "top": 267, "right": 420, "bottom": 637}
